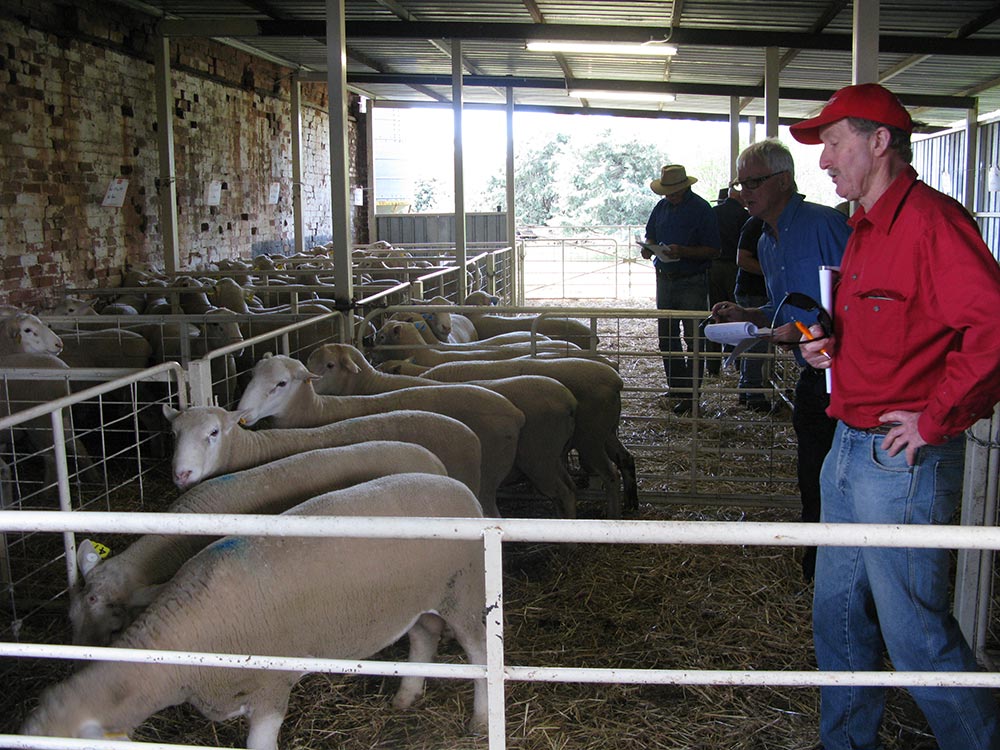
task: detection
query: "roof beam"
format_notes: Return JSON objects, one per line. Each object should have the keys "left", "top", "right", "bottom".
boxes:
{"left": 345, "top": 72, "right": 977, "bottom": 109}
{"left": 739, "top": 0, "right": 849, "bottom": 111}
{"left": 520, "top": 0, "right": 578, "bottom": 103}
{"left": 879, "top": 3, "right": 1000, "bottom": 84}
{"left": 373, "top": 97, "right": 952, "bottom": 132}
{"left": 157, "top": 20, "right": 1000, "bottom": 57}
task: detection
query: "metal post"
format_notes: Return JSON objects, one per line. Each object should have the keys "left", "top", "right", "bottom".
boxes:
{"left": 326, "top": 0, "right": 354, "bottom": 306}
{"left": 153, "top": 36, "right": 180, "bottom": 274}
{"left": 453, "top": 40, "right": 468, "bottom": 303}
{"left": 483, "top": 526, "right": 506, "bottom": 750}
{"left": 505, "top": 85, "right": 518, "bottom": 303}
{"left": 291, "top": 72, "right": 305, "bottom": 255}
{"left": 764, "top": 47, "right": 779, "bottom": 139}
{"left": 852, "top": 0, "right": 880, "bottom": 84}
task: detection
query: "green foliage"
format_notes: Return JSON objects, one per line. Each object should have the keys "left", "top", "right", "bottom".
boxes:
{"left": 413, "top": 176, "right": 445, "bottom": 212}
{"left": 561, "top": 131, "right": 669, "bottom": 227}
{"left": 478, "top": 134, "right": 569, "bottom": 224}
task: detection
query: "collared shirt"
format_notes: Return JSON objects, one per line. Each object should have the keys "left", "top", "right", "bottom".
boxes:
{"left": 645, "top": 189, "right": 720, "bottom": 276}
{"left": 828, "top": 165, "right": 1000, "bottom": 444}
{"left": 757, "top": 193, "right": 851, "bottom": 330}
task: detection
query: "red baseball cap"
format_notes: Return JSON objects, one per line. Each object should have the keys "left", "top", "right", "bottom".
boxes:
{"left": 789, "top": 83, "right": 913, "bottom": 144}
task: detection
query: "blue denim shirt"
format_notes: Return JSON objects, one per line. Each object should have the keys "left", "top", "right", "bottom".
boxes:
{"left": 757, "top": 193, "right": 850, "bottom": 331}
{"left": 645, "top": 189, "right": 721, "bottom": 276}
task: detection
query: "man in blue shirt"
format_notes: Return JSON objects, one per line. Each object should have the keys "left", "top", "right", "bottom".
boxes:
{"left": 642, "top": 165, "right": 721, "bottom": 416}
{"left": 711, "top": 139, "right": 850, "bottom": 581}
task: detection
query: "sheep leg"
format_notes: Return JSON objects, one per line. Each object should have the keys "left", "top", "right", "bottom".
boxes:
{"left": 393, "top": 612, "right": 445, "bottom": 710}
{"left": 574, "top": 440, "right": 623, "bottom": 519}
{"left": 608, "top": 436, "right": 638, "bottom": 512}
{"left": 244, "top": 684, "right": 293, "bottom": 750}
{"left": 443, "top": 605, "right": 488, "bottom": 734}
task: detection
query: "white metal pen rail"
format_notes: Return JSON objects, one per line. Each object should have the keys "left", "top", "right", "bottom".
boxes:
{"left": 2, "top": 510, "right": 1000, "bottom": 750}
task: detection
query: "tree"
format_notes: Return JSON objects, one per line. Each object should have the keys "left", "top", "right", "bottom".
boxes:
{"left": 477, "top": 134, "right": 569, "bottom": 225}
{"left": 561, "top": 131, "right": 670, "bottom": 228}
{"left": 413, "top": 176, "right": 445, "bottom": 212}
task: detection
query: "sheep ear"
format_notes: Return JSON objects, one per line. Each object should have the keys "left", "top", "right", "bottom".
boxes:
{"left": 77, "top": 539, "right": 103, "bottom": 579}
{"left": 340, "top": 352, "right": 360, "bottom": 374}
{"left": 228, "top": 409, "right": 252, "bottom": 430}
{"left": 162, "top": 404, "right": 181, "bottom": 423}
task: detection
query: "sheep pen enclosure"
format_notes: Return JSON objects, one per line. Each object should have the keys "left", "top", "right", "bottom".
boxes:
{"left": 0, "top": 299, "right": 973, "bottom": 749}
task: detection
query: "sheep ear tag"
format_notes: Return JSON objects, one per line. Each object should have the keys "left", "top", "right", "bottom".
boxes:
{"left": 77, "top": 539, "right": 109, "bottom": 578}
{"left": 90, "top": 541, "right": 112, "bottom": 559}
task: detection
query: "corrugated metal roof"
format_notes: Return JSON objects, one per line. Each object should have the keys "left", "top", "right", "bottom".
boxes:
{"left": 123, "top": 0, "right": 1000, "bottom": 127}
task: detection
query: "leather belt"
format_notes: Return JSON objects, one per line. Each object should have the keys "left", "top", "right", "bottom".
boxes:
{"left": 845, "top": 422, "right": 895, "bottom": 435}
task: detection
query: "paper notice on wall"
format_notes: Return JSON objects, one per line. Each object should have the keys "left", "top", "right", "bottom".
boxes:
{"left": 268, "top": 182, "right": 280, "bottom": 205}
{"left": 102, "top": 178, "right": 129, "bottom": 208}
{"left": 206, "top": 180, "right": 223, "bottom": 206}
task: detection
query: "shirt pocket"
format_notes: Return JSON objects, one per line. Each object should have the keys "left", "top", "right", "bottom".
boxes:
{"left": 847, "top": 288, "right": 908, "bottom": 372}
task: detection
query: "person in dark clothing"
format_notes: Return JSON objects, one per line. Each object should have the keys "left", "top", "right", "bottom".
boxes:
{"left": 733, "top": 214, "right": 770, "bottom": 411}
{"left": 641, "top": 165, "right": 721, "bottom": 416}
{"left": 705, "top": 187, "right": 748, "bottom": 376}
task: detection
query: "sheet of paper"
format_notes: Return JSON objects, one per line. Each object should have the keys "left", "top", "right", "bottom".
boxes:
{"left": 703, "top": 322, "right": 771, "bottom": 346}
{"left": 636, "top": 241, "right": 680, "bottom": 263}
{"left": 818, "top": 265, "right": 839, "bottom": 394}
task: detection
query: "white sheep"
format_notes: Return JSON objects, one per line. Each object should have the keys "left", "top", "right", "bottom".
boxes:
{"left": 56, "top": 328, "right": 153, "bottom": 369}
{"left": 163, "top": 404, "right": 481, "bottom": 496}
{"left": 411, "top": 295, "right": 477, "bottom": 343}
{"left": 236, "top": 354, "right": 523, "bottom": 516}
{"left": 372, "top": 318, "right": 580, "bottom": 367}
{"left": 212, "top": 276, "right": 341, "bottom": 360}
{"left": 69, "top": 441, "right": 449, "bottom": 646}
{"left": 307, "top": 343, "right": 579, "bottom": 516}
{"left": 0, "top": 311, "right": 64, "bottom": 356}
{"left": 390, "top": 310, "right": 546, "bottom": 349}
{"left": 25, "top": 473, "right": 487, "bottom": 748}
{"left": 417, "top": 356, "right": 638, "bottom": 518}
{"left": 0, "top": 352, "right": 96, "bottom": 493}
{"left": 463, "top": 290, "right": 599, "bottom": 350}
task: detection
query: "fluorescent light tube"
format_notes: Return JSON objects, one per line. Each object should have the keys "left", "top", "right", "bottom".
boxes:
{"left": 527, "top": 41, "right": 677, "bottom": 56}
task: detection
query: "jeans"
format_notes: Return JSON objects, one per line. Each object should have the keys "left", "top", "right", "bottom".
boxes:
{"left": 734, "top": 290, "right": 769, "bottom": 399}
{"left": 814, "top": 422, "right": 1000, "bottom": 750}
{"left": 655, "top": 269, "right": 709, "bottom": 402}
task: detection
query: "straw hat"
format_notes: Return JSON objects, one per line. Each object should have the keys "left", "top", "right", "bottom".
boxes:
{"left": 650, "top": 164, "right": 697, "bottom": 196}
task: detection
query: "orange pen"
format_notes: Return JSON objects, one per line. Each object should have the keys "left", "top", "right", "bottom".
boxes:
{"left": 794, "top": 320, "right": 832, "bottom": 360}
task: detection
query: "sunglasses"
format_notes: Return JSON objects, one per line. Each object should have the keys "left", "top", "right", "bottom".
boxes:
{"left": 770, "top": 291, "right": 833, "bottom": 346}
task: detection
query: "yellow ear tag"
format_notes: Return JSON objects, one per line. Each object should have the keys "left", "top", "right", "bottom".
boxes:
{"left": 244, "top": 291, "right": 255, "bottom": 302}
{"left": 238, "top": 417, "right": 247, "bottom": 426}
{"left": 104, "top": 732, "right": 129, "bottom": 740}
{"left": 90, "top": 541, "right": 112, "bottom": 559}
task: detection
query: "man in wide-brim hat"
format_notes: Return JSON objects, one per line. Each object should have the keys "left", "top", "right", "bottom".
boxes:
{"left": 638, "top": 164, "right": 720, "bottom": 415}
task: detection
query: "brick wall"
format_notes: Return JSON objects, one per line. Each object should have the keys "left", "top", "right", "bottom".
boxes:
{"left": 0, "top": 1, "right": 366, "bottom": 308}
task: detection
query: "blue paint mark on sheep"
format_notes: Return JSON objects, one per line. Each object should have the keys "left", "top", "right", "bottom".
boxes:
{"left": 209, "top": 537, "right": 246, "bottom": 554}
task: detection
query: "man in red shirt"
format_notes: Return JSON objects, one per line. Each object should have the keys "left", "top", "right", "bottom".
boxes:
{"left": 792, "top": 83, "right": 1000, "bottom": 750}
